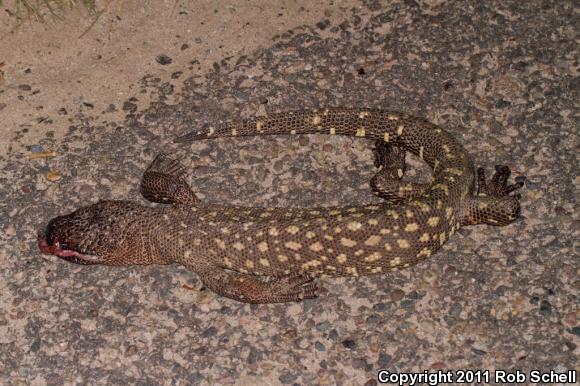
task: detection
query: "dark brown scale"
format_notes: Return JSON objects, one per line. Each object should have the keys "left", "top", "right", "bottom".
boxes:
{"left": 39, "top": 108, "right": 525, "bottom": 303}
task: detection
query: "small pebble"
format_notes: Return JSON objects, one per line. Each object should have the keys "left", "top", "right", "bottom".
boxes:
{"left": 390, "top": 289, "right": 405, "bottom": 302}
{"left": 539, "top": 300, "right": 552, "bottom": 316}
{"left": 322, "top": 143, "right": 334, "bottom": 152}
{"left": 431, "top": 361, "right": 447, "bottom": 369}
{"left": 5, "top": 224, "right": 16, "bottom": 237}
{"left": 79, "top": 184, "right": 92, "bottom": 194}
{"left": 201, "top": 326, "right": 217, "bottom": 338}
{"left": 156, "top": 54, "right": 173, "bottom": 65}
{"left": 422, "top": 270, "right": 438, "bottom": 284}
{"left": 28, "top": 151, "right": 57, "bottom": 160}
{"left": 342, "top": 339, "right": 356, "bottom": 349}
{"left": 282, "top": 329, "right": 297, "bottom": 341}
{"left": 400, "top": 299, "right": 415, "bottom": 309}
{"left": 564, "top": 311, "right": 576, "bottom": 325}
{"left": 46, "top": 170, "right": 62, "bottom": 182}
{"left": 378, "top": 352, "right": 392, "bottom": 367}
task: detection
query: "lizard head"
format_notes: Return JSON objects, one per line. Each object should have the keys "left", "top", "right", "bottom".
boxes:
{"left": 38, "top": 200, "right": 146, "bottom": 265}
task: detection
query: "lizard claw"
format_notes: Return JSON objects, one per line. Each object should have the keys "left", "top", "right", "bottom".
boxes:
{"left": 464, "top": 164, "right": 526, "bottom": 226}
{"left": 477, "top": 165, "right": 525, "bottom": 197}
{"left": 271, "top": 273, "right": 319, "bottom": 302}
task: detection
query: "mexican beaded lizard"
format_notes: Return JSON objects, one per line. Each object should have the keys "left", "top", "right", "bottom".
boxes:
{"left": 38, "top": 108, "right": 525, "bottom": 303}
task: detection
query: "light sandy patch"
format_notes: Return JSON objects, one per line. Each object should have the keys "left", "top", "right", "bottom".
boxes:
{"left": 0, "top": 0, "right": 352, "bottom": 156}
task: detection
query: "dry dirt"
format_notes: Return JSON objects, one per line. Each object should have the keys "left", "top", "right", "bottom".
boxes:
{"left": 0, "top": 0, "right": 351, "bottom": 155}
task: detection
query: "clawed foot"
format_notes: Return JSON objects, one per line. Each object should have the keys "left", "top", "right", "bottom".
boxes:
{"left": 140, "top": 153, "right": 198, "bottom": 205}
{"left": 461, "top": 164, "right": 526, "bottom": 226}
{"left": 198, "top": 264, "right": 320, "bottom": 303}
{"left": 147, "top": 153, "right": 188, "bottom": 179}
{"left": 373, "top": 140, "right": 406, "bottom": 177}
{"left": 268, "top": 273, "right": 319, "bottom": 303}
{"left": 477, "top": 165, "right": 526, "bottom": 197}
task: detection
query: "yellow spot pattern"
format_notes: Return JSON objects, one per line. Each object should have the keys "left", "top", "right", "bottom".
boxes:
{"left": 309, "top": 242, "right": 323, "bottom": 252}
{"left": 286, "top": 225, "right": 300, "bottom": 235}
{"left": 347, "top": 221, "right": 363, "bottom": 231}
{"left": 397, "top": 239, "right": 410, "bottom": 249}
{"left": 364, "top": 235, "right": 382, "bottom": 246}
{"left": 405, "top": 223, "right": 419, "bottom": 232}
{"left": 365, "top": 252, "right": 381, "bottom": 262}
{"left": 340, "top": 238, "right": 357, "bottom": 248}
{"left": 214, "top": 238, "right": 226, "bottom": 250}
{"left": 427, "top": 217, "right": 440, "bottom": 227}
{"left": 285, "top": 241, "right": 302, "bottom": 251}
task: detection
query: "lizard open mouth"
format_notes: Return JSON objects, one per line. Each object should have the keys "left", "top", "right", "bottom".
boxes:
{"left": 37, "top": 233, "right": 100, "bottom": 264}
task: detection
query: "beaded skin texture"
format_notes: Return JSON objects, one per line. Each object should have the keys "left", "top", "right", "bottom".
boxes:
{"left": 38, "top": 108, "right": 525, "bottom": 303}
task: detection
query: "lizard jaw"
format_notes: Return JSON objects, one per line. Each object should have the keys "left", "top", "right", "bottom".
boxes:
{"left": 37, "top": 233, "right": 100, "bottom": 264}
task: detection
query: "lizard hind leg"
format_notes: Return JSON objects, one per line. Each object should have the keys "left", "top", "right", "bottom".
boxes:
{"left": 140, "top": 154, "right": 198, "bottom": 205}
{"left": 370, "top": 140, "right": 427, "bottom": 202}
{"left": 461, "top": 165, "right": 526, "bottom": 226}
{"left": 194, "top": 264, "right": 319, "bottom": 303}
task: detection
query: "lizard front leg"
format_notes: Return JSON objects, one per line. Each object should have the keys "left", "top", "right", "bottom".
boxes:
{"left": 192, "top": 263, "right": 319, "bottom": 303}
{"left": 140, "top": 154, "right": 198, "bottom": 205}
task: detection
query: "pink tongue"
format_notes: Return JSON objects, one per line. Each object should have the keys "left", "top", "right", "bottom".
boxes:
{"left": 56, "top": 249, "right": 100, "bottom": 262}
{"left": 37, "top": 235, "right": 99, "bottom": 262}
